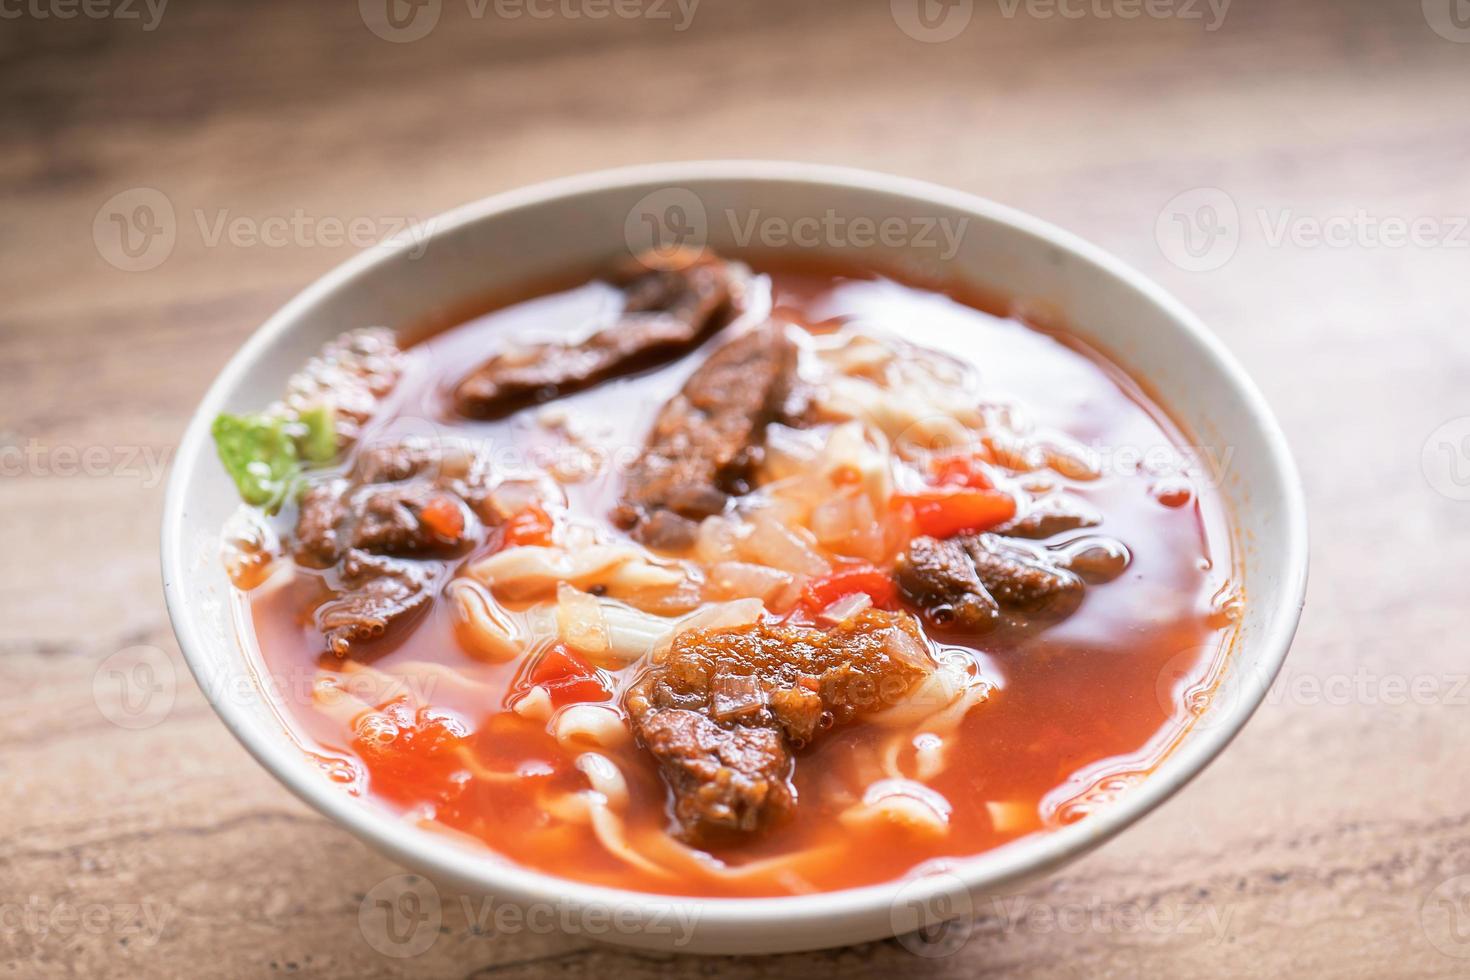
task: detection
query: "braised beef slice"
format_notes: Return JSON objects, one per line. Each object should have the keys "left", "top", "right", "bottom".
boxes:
{"left": 634, "top": 709, "right": 793, "bottom": 841}
{"left": 350, "top": 484, "right": 473, "bottom": 556}
{"left": 894, "top": 536, "right": 1000, "bottom": 632}
{"left": 897, "top": 532, "right": 1083, "bottom": 630}
{"left": 613, "top": 323, "right": 797, "bottom": 550}
{"left": 317, "top": 550, "right": 436, "bottom": 657}
{"left": 283, "top": 327, "right": 402, "bottom": 449}
{"left": 355, "top": 439, "right": 446, "bottom": 483}
{"left": 625, "top": 609, "right": 930, "bottom": 842}
{"left": 293, "top": 441, "right": 491, "bottom": 569}
{"left": 293, "top": 439, "right": 497, "bottom": 657}
{"left": 993, "top": 493, "right": 1100, "bottom": 540}
{"left": 296, "top": 480, "right": 351, "bottom": 568}
{"left": 453, "top": 252, "right": 738, "bottom": 420}
{"left": 964, "top": 534, "right": 1083, "bottom": 619}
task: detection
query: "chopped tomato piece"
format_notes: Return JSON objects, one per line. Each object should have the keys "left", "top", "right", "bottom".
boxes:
{"left": 502, "top": 503, "right": 555, "bottom": 549}
{"left": 351, "top": 695, "right": 471, "bottom": 805}
{"left": 893, "top": 487, "right": 1016, "bottom": 539}
{"left": 543, "top": 677, "right": 610, "bottom": 708}
{"left": 522, "top": 644, "right": 611, "bottom": 708}
{"left": 802, "top": 564, "right": 898, "bottom": 612}
{"left": 928, "top": 452, "right": 995, "bottom": 490}
{"left": 418, "top": 493, "right": 466, "bottom": 542}
{"left": 529, "top": 644, "right": 592, "bottom": 685}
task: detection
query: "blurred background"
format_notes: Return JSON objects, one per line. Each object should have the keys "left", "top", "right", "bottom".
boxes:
{"left": 4, "top": 0, "right": 1469, "bottom": 976}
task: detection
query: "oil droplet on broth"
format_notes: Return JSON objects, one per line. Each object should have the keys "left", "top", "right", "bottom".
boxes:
{"left": 308, "top": 751, "right": 364, "bottom": 793}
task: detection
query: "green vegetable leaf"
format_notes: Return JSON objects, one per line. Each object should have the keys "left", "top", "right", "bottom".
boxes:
{"left": 211, "top": 412, "right": 300, "bottom": 513}
{"left": 297, "top": 402, "right": 339, "bottom": 463}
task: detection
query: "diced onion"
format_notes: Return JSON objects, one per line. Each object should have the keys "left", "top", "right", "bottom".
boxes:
{"left": 739, "top": 510, "right": 829, "bottom": 578}
{"left": 695, "top": 516, "right": 742, "bottom": 565}
{"left": 600, "top": 603, "right": 674, "bottom": 664}
{"left": 883, "top": 626, "right": 933, "bottom": 672}
{"left": 653, "top": 598, "right": 764, "bottom": 658}
{"left": 711, "top": 674, "right": 766, "bottom": 721}
{"left": 817, "top": 591, "right": 872, "bottom": 626}
{"left": 556, "top": 583, "right": 610, "bottom": 658}
{"left": 707, "top": 561, "right": 794, "bottom": 603}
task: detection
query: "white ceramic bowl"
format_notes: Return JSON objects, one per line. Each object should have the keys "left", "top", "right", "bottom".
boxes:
{"left": 161, "top": 162, "right": 1307, "bottom": 955}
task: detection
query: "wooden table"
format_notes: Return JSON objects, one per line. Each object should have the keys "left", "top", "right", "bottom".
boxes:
{"left": 4, "top": 0, "right": 1468, "bottom": 975}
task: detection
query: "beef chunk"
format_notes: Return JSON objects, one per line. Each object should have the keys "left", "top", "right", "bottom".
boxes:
{"left": 283, "top": 327, "right": 402, "bottom": 449}
{"left": 293, "top": 440, "right": 491, "bottom": 568}
{"left": 296, "top": 480, "right": 351, "bottom": 568}
{"left": 293, "top": 439, "right": 496, "bottom": 657}
{"left": 897, "top": 532, "right": 1084, "bottom": 631}
{"left": 316, "top": 550, "right": 436, "bottom": 657}
{"left": 963, "top": 534, "right": 1084, "bottom": 619}
{"left": 355, "top": 439, "right": 449, "bottom": 483}
{"left": 453, "top": 252, "right": 738, "bottom": 420}
{"left": 350, "top": 484, "right": 473, "bottom": 556}
{"left": 993, "top": 493, "right": 1100, "bottom": 540}
{"left": 633, "top": 708, "right": 793, "bottom": 840}
{"left": 614, "top": 323, "right": 797, "bottom": 549}
{"left": 625, "top": 609, "right": 931, "bottom": 841}
{"left": 895, "top": 536, "right": 1000, "bottom": 631}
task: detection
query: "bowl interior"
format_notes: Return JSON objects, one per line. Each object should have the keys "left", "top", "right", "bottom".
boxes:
{"left": 162, "top": 162, "right": 1306, "bottom": 954}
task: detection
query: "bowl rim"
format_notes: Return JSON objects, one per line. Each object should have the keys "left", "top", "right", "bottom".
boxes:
{"left": 160, "top": 160, "right": 1308, "bottom": 935}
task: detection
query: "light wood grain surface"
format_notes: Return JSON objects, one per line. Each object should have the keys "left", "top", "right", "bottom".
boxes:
{"left": 4, "top": 0, "right": 1470, "bottom": 976}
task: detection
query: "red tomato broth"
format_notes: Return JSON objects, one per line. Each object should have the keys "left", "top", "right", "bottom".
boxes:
{"left": 237, "top": 259, "right": 1235, "bottom": 897}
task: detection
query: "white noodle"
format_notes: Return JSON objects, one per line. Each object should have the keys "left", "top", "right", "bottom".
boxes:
{"left": 448, "top": 579, "right": 523, "bottom": 663}
{"left": 468, "top": 543, "right": 643, "bottom": 599}
{"left": 347, "top": 658, "right": 494, "bottom": 704}
{"left": 587, "top": 803, "right": 676, "bottom": 879}
{"left": 310, "top": 676, "right": 376, "bottom": 728}
{"left": 911, "top": 732, "right": 948, "bottom": 782}
{"left": 872, "top": 665, "right": 974, "bottom": 728}
{"left": 839, "top": 779, "right": 952, "bottom": 838}
{"left": 576, "top": 753, "right": 629, "bottom": 809}
{"left": 454, "top": 745, "right": 529, "bottom": 784}
{"left": 512, "top": 685, "right": 553, "bottom": 721}
{"left": 553, "top": 704, "right": 631, "bottom": 750}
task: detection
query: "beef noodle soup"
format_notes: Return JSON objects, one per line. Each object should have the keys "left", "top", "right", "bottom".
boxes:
{"left": 214, "top": 250, "right": 1238, "bottom": 897}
